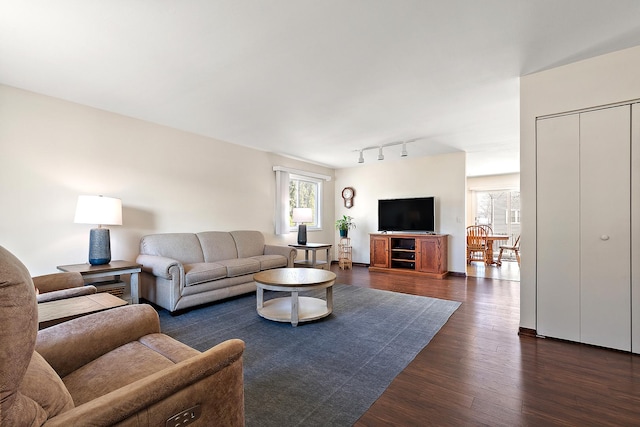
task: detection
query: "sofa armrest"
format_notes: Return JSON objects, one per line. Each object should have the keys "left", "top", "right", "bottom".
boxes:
{"left": 36, "top": 304, "right": 161, "bottom": 377}
{"left": 43, "top": 339, "right": 246, "bottom": 427}
{"left": 36, "top": 285, "right": 97, "bottom": 303}
{"left": 32, "top": 272, "right": 84, "bottom": 293}
{"left": 264, "top": 245, "right": 297, "bottom": 267}
{"left": 136, "top": 254, "right": 183, "bottom": 279}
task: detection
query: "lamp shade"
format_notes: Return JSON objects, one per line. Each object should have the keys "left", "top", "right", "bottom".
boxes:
{"left": 74, "top": 195, "right": 122, "bottom": 226}
{"left": 292, "top": 208, "right": 313, "bottom": 224}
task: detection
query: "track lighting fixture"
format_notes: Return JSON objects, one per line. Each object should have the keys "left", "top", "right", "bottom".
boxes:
{"left": 354, "top": 139, "right": 418, "bottom": 164}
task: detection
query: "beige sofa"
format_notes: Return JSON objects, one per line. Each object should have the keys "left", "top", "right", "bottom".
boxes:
{"left": 137, "top": 230, "right": 296, "bottom": 313}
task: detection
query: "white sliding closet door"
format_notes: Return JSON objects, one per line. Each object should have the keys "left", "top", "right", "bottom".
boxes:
{"left": 632, "top": 104, "right": 640, "bottom": 354}
{"left": 579, "top": 106, "right": 630, "bottom": 351}
{"left": 536, "top": 114, "right": 581, "bottom": 342}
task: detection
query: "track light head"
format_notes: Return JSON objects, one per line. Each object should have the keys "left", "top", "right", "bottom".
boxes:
{"left": 356, "top": 139, "right": 417, "bottom": 163}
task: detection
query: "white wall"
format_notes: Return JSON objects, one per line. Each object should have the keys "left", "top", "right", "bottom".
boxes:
{"left": 0, "top": 85, "right": 335, "bottom": 275}
{"left": 0, "top": 84, "right": 468, "bottom": 277}
{"left": 334, "top": 152, "right": 467, "bottom": 274}
{"left": 520, "top": 45, "right": 640, "bottom": 330}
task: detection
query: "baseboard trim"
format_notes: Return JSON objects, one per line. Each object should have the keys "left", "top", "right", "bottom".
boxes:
{"left": 330, "top": 261, "right": 464, "bottom": 278}
{"left": 330, "top": 261, "right": 369, "bottom": 268}
{"left": 369, "top": 266, "right": 449, "bottom": 279}
{"left": 518, "top": 327, "right": 537, "bottom": 338}
{"left": 448, "top": 271, "right": 466, "bottom": 277}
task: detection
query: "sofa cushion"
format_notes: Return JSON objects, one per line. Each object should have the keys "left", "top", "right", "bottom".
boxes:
{"left": 197, "top": 232, "right": 239, "bottom": 262}
{"left": 184, "top": 263, "right": 227, "bottom": 286}
{"left": 140, "top": 233, "right": 205, "bottom": 264}
{"left": 250, "top": 255, "right": 288, "bottom": 270}
{"left": 216, "top": 258, "right": 260, "bottom": 277}
{"left": 230, "top": 230, "right": 265, "bottom": 258}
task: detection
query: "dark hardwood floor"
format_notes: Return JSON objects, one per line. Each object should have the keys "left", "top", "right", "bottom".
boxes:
{"left": 330, "top": 265, "right": 640, "bottom": 426}
{"left": 467, "top": 259, "right": 520, "bottom": 282}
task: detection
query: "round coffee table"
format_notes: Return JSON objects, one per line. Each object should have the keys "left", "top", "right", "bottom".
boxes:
{"left": 253, "top": 268, "right": 336, "bottom": 326}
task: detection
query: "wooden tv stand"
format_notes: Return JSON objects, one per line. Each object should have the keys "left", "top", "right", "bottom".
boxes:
{"left": 369, "top": 233, "right": 448, "bottom": 279}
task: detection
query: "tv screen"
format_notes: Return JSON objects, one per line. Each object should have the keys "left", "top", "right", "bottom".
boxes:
{"left": 378, "top": 197, "right": 435, "bottom": 233}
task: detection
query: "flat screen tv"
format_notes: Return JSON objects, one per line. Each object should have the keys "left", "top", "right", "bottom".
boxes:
{"left": 378, "top": 197, "right": 435, "bottom": 233}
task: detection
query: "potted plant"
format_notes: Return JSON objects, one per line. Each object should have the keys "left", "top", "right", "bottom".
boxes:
{"left": 335, "top": 215, "right": 356, "bottom": 237}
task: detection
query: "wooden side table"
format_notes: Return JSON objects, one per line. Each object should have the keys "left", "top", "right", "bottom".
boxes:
{"left": 57, "top": 260, "right": 142, "bottom": 304}
{"left": 288, "top": 243, "right": 332, "bottom": 270}
{"left": 38, "top": 293, "right": 128, "bottom": 329}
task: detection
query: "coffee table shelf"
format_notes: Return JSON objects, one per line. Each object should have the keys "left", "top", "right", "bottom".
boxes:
{"left": 259, "top": 296, "right": 331, "bottom": 324}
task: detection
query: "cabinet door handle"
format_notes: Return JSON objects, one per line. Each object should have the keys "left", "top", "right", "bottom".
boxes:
{"left": 600, "top": 235, "right": 610, "bottom": 241}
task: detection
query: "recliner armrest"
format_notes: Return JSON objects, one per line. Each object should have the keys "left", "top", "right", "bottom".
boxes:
{"left": 32, "top": 272, "right": 84, "bottom": 293}
{"left": 36, "top": 285, "right": 97, "bottom": 303}
{"left": 36, "top": 304, "right": 161, "bottom": 377}
{"left": 42, "top": 339, "right": 246, "bottom": 427}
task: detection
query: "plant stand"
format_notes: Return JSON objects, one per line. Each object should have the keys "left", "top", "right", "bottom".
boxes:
{"left": 338, "top": 238, "right": 352, "bottom": 270}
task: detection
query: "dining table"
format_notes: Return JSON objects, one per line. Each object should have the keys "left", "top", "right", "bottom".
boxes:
{"left": 485, "top": 235, "right": 510, "bottom": 265}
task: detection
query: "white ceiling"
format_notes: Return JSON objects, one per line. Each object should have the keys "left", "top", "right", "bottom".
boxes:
{"left": 2, "top": 1, "right": 640, "bottom": 176}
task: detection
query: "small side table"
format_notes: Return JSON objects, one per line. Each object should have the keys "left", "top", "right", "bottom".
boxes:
{"left": 288, "top": 243, "right": 332, "bottom": 270}
{"left": 57, "top": 260, "right": 142, "bottom": 304}
{"left": 338, "top": 238, "right": 352, "bottom": 270}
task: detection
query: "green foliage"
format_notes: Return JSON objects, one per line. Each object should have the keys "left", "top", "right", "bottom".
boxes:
{"left": 335, "top": 215, "right": 356, "bottom": 231}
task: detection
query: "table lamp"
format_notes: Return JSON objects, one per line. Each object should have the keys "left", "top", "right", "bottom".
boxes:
{"left": 292, "top": 208, "right": 313, "bottom": 245}
{"left": 74, "top": 195, "right": 122, "bottom": 265}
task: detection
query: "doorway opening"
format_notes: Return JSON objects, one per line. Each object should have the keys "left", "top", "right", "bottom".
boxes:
{"left": 467, "top": 175, "right": 520, "bottom": 281}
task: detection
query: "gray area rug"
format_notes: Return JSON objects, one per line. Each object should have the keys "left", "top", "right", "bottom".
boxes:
{"left": 158, "top": 284, "right": 460, "bottom": 426}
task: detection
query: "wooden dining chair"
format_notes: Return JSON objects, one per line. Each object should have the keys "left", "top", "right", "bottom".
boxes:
{"left": 466, "top": 225, "right": 489, "bottom": 264}
{"left": 479, "top": 225, "right": 493, "bottom": 235}
{"left": 497, "top": 235, "right": 521, "bottom": 266}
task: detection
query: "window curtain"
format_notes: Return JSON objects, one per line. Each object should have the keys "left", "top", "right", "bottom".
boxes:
{"left": 275, "top": 170, "right": 290, "bottom": 235}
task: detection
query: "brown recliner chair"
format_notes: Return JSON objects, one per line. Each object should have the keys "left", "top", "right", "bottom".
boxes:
{"left": 33, "top": 271, "right": 97, "bottom": 303}
{"left": 0, "top": 245, "right": 245, "bottom": 426}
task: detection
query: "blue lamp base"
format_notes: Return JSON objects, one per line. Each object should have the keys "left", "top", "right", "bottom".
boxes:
{"left": 89, "top": 228, "right": 111, "bottom": 265}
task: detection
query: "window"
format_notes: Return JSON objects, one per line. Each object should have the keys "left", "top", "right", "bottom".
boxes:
{"left": 289, "top": 174, "right": 322, "bottom": 230}
{"left": 508, "top": 209, "right": 521, "bottom": 224}
{"left": 274, "top": 167, "right": 329, "bottom": 235}
{"left": 473, "top": 189, "right": 521, "bottom": 249}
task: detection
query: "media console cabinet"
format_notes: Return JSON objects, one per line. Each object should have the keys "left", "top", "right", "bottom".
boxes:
{"left": 369, "top": 233, "right": 448, "bottom": 279}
